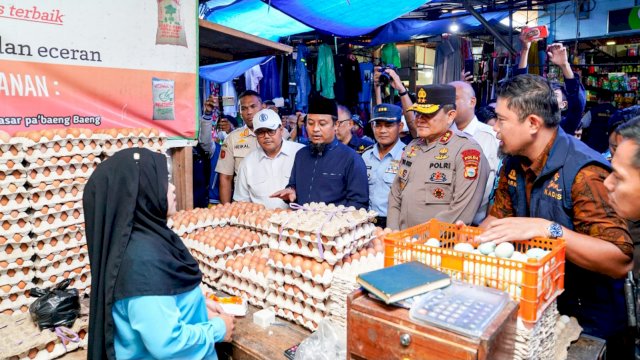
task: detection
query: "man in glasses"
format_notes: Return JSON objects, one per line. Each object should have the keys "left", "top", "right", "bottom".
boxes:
{"left": 387, "top": 85, "right": 489, "bottom": 230}
{"left": 234, "top": 109, "right": 304, "bottom": 209}
{"left": 362, "top": 104, "right": 405, "bottom": 229}
{"left": 336, "top": 105, "right": 373, "bottom": 155}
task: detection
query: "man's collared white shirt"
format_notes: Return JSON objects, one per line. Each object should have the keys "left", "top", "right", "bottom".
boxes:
{"left": 452, "top": 116, "right": 500, "bottom": 224}
{"left": 233, "top": 140, "right": 304, "bottom": 209}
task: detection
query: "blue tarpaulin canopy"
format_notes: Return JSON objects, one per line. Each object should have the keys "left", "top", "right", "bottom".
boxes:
{"left": 368, "top": 11, "right": 511, "bottom": 46}
{"left": 200, "top": 56, "right": 269, "bottom": 84}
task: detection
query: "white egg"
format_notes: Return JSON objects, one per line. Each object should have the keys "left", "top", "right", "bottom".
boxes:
{"left": 526, "top": 247, "right": 547, "bottom": 260}
{"left": 477, "top": 242, "right": 496, "bottom": 255}
{"left": 453, "top": 242, "right": 474, "bottom": 253}
{"left": 511, "top": 251, "right": 529, "bottom": 262}
{"left": 494, "top": 242, "right": 515, "bottom": 259}
{"left": 425, "top": 238, "right": 441, "bottom": 247}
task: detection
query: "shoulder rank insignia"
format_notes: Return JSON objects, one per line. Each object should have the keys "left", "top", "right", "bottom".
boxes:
{"left": 439, "top": 130, "right": 453, "bottom": 144}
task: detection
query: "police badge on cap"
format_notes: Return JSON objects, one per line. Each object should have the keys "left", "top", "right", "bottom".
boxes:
{"left": 408, "top": 84, "right": 456, "bottom": 114}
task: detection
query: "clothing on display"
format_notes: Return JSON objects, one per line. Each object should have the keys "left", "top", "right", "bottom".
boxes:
{"left": 381, "top": 43, "right": 401, "bottom": 68}
{"left": 334, "top": 54, "right": 362, "bottom": 107}
{"left": 260, "top": 57, "right": 281, "bottom": 101}
{"left": 433, "top": 35, "right": 463, "bottom": 84}
{"left": 244, "top": 65, "right": 263, "bottom": 92}
{"left": 358, "top": 62, "right": 374, "bottom": 104}
{"left": 296, "top": 44, "right": 312, "bottom": 110}
{"left": 316, "top": 44, "right": 337, "bottom": 99}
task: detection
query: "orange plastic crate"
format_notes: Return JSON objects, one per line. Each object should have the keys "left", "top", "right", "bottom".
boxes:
{"left": 384, "top": 219, "right": 566, "bottom": 323}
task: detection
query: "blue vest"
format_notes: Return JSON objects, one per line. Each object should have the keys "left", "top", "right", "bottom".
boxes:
{"left": 504, "top": 128, "right": 626, "bottom": 339}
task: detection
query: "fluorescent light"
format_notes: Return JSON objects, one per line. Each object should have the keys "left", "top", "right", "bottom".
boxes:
{"left": 449, "top": 23, "right": 459, "bottom": 32}
{"left": 606, "top": 40, "right": 616, "bottom": 45}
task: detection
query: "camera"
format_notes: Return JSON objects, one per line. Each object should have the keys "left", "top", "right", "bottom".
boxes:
{"left": 377, "top": 64, "right": 397, "bottom": 86}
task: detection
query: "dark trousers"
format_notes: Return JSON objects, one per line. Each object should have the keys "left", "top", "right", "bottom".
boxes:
{"left": 375, "top": 216, "right": 387, "bottom": 229}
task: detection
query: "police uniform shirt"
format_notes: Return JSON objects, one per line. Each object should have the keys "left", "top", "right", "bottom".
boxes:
{"left": 347, "top": 135, "right": 374, "bottom": 155}
{"left": 452, "top": 116, "right": 500, "bottom": 224}
{"left": 233, "top": 140, "right": 304, "bottom": 209}
{"left": 215, "top": 126, "right": 258, "bottom": 177}
{"left": 362, "top": 140, "right": 405, "bottom": 217}
{"left": 387, "top": 129, "right": 489, "bottom": 230}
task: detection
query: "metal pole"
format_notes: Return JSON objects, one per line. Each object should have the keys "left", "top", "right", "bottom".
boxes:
{"left": 509, "top": 9, "right": 513, "bottom": 68}
{"left": 463, "top": 0, "right": 517, "bottom": 56}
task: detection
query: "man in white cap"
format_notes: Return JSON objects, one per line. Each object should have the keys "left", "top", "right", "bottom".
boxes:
{"left": 234, "top": 109, "right": 304, "bottom": 209}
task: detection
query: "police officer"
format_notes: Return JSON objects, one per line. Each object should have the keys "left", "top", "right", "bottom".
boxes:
{"left": 363, "top": 104, "right": 405, "bottom": 229}
{"left": 387, "top": 85, "right": 489, "bottom": 230}
{"left": 336, "top": 105, "right": 373, "bottom": 154}
{"left": 215, "top": 90, "right": 262, "bottom": 204}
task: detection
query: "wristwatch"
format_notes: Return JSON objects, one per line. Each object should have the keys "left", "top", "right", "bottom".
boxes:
{"left": 398, "top": 89, "right": 408, "bottom": 97}
{"left": 547, "top": 222, "right": 563, "bottom": 239}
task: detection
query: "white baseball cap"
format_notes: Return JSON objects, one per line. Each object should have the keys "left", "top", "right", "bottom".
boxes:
{"left": 253, "top": 109, "right": 281, "bottom": 131}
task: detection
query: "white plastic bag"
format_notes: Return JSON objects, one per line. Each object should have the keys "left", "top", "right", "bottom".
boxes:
{"left": 294, "top": 319, "right": 346, "bottom": 360}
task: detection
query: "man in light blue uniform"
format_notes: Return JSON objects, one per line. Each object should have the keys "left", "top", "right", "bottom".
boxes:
{"left": 362, "top": 104, "right": 405, "bottom": 228}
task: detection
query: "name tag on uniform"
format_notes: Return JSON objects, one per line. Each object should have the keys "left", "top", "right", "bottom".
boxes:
{"left": 385, "top": 160, "right": 400, "bottom": 174}
{"left": 401, "top": 159, "right": 413, "bottom": 167}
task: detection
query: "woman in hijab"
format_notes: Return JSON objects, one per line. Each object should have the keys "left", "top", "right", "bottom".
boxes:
{"left": 84, "top": 148, "right": 234, "bottom": 360}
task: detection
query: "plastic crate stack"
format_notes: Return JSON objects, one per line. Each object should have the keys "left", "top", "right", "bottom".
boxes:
{"left": 19, "top": 129, "right": 102, "bottom": 297}
{"left": 265, "top": 203, "right": 379, "bottom": 331}
{"left": 0, "top": 132, "right": 34, "bottom": 316}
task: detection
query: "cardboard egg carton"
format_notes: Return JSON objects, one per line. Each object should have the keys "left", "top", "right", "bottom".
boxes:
{"left": 199, "top": 263, "right": 223, "bottom": 282}
{"left": 0, "top": 231, "right": 31, "bottom": 247}
{"left": 268, "top": 203, "right": 377, "bottom": 236}
{"left": 266, "top": 293, "right": 327, "bottom": 326}
{"left": 25, "top": 163, "right": 96, "bottom": 186}
{"left": 34, "top": 264, "right": 90, "bottom": 289}
{"left": 333, "top": 252, "right": 385, "bottom": 280}
{"left": 69, "top": 272, "right": 91, "bottom": 292}
{"left": 0, "top": 313, "right": 88, "bottom": 360}
{"left": 0, "top": 266, "right": 34, "bottom": 287}
{"left": 0, "top": 242, "right": 34, "bottom": 262}
{"left": 24, "top": 140, "right": 102, "bottom": 162}
{"left": 267, "top": 282, "right": 330, "bottom": 311}
{"left": 0, "top": 140, "right": 25, "bottom": 163}
{"left": 0, "top": 189, "right": 30, "bottom": 212}
{"left": 0, "top": 280, "right": 34, "bottom": 297}
{"left": 31, "top": 209, "right": 84, "bottom": 235}
{"left": 35, "top": 245, "right": 87, "bottom": 266}
{"left": 170, "top": 217, "right": 227, "bottom": 236}
{"left": 34, "top": 254, "right": 89, "bottom": 280}
{"left": 0, "top": 292, "right": 33, "bottom": 313}
{"left": 219, "top": 274, "right": 269, "bottom": 297}
{"left": 183, "top": 232, "right": 268, "bottom": 258}
{"left": 269, "top": 234, "right": 374, "bottom": 265}
{"left": 217, "top": 282, "right": 268, "bottom": 309}
{"left": 0, "top": 255, "right": 33, "bottom": 272}
{"left": 27, "top": 154, "right": 100, "bottom": 170}
{"left": 0, "top": 217, "right": 32, "bottom": 235}
{"left": 32, "top": 224, "right": 84, "bottom": 243}
{"left": 267, "top": 257, "right": 333, "bottom": 286}
{"left": 0, "top": 173, "right": 26, "bottom": 189}
{"left": 269, "top": 269, "right": 331, "bottom": 300}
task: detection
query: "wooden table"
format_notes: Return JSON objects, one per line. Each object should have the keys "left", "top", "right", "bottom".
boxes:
{"left": 216, "top": 305, "right": 310, "bottom": 360}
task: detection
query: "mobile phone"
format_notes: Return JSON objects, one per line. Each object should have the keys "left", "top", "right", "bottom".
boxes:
{"left": 522, "top": 25, "right": 549, "bottom": 41}
{"left": 284, "top": 343, "right": 300, "bottom": 360}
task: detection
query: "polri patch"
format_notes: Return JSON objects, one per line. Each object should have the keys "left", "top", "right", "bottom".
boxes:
{"left": 461, "top": 149, "right": 480, "bottom": 180}
{"left": 429, "top": 171, "right": 447, "bottom": 182}
{"left": 432, "top": 187, "right": 446, "bottom": 199}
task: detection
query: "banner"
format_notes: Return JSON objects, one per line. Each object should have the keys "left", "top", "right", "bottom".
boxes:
{"left": 0, "top": 0, "right": 197, "bottom": 138}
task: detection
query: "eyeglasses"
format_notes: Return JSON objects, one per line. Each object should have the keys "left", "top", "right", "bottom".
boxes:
{"left": 255, "top": 128, "right": 279, "bottom": 137}
{"left": 337, "top": 119, "right": 351, "bottom": 127}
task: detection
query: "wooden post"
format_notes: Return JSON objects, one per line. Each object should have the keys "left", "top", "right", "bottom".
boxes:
{"left": 171, "top": 146, "right": 193, "bottom": 211}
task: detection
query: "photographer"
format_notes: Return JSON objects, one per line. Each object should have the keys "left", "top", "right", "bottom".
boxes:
{"left": 374, "top": 66, "right": 417, "bottom": 140}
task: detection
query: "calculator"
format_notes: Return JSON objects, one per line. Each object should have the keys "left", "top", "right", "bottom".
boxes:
{"left": 409, "top": 280, "right": 509, "bottom": 338}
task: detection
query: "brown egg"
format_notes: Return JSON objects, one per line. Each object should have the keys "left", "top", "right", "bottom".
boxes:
{"left": 311, "top": 263, "right": 324, "bottom": 277}
{"left": 46, "top": 341, "right": 55, "bottom": 352}
{"left": 28, "top": 347, "right": 38, "bottom": 359}
{"left": 292, "top": 256, "right": 303, "bottom": 269}
{"left": 274, "top": 252, "right": 284, "bottom": 264}
{"left": 0, "top": 284, "right": 11, "bottom": 293}
{"left": 17, "top": 281, "right": 26, "bottom": 289}
{"left": 68, "top": 128, "right": 81, "bottom": 138}
{"left": 15, "top": 258, "right": 23, "bottom": 266}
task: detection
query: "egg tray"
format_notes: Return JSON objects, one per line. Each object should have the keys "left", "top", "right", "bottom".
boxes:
{"left": 217, "top": 283, "right": 267, "bottom": 309}
{"left": 34, "top": 254, "right": 89, "bottom": 280}
{"left": 12, "top": 337, "right": 87, "bottom": 360}
{"left": 29, "top": 177, "right": 87, "bottom": 193}
{"left": 31, "top": 200, "right": 83, "bottom": 217}
{"left": 25, "top": 163, "right": 96, "bottom": 186}
{"left": 18, "top": 130, "right": 98, "bottom": 145}
{"left": 327, "top": 274, "right": 362, "bottom": 328}
{"left": 200, "top": 263, "right": 223, "bottom": 283}
{"left": 30, "top": 210, "right": 84, "bottom": 235}
{"left": 0, "top": 232, "right": 31, "bottom": 247}
{"left": 32, "top": 224, "right": 83, "bottom": 243}
{"left": 0, "top": 292, "right": 33, "bottom": 313}
{"left": 34, "top": 264, "right": 90, "bottom": 289}
{"left": 189, "top": 245, "right": 266, "bottom": 271}
{"left": 268, "top": 205, "right": 376, "bottom": 234}
{"left": 332, "top": 252, "right": 385, "bottom": 281}
{"left": 271, "top": 307, "right": 320, "bottom": 332}
{"left": 0, "top": 218, "right": 32, "bottom": 235}
{"left": 0, "top": 141, "right": 25, "bottom": 163}
{"left": 24, "top": 143, "right": 102, "bottom": 163}
{"left": 0, "top": 280, "right": 34, "bottom": 297}
{"left": 269, "top": 234, "right": 374, "bottom": 265}
{"left": 0, "top": 242, "right": 34, "bottom": 262}
{"left": 269, "top": 270, "right": 331, "bottom": 300}
{"left": 182, "top": 232, "right": 268, "bottom": 259}
{"left": 267, "top": 282, "right": 330, "bottom": 312}
{"left": 0, "top": 169, "right": 27, "bottom": 188}
{"left": 102, "top": 138, "right": 165, "bottom": 154}
{"left": 27, "top": 154, "right": 100, "bottom": 170}
{"left": 0, "top": 191, "right": 31, "bottom": 212}
{"left": 0, "top": 267, "right": 34, "bottom": 287}
{"left": 231, "top": 210, "right": 286, "bottom": 233}
{"left": 267, "top": 258, "right": 333, "bottom": 286}
{"left": 170, "top": 219, "right": 228, "bottom": 236}
{"left": 68, "top": 272, "right": 91, "bottom": 292}
{"left": 35, "top": 246, "right": 87, "bottom": 267}
{"left": 220, "top": 267, "right": 270, "bottom": 289}
{"left": 219, "top": 274, "right": 269, "bottom": 297}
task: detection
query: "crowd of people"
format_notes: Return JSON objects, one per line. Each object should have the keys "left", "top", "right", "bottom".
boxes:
{"left": 84, "top": 37, "right": 640, "bottom": 358}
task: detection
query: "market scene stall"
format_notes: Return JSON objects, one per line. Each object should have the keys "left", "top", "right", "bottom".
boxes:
{"left": 2, "top": 0, "right": 640, "bottom": 359}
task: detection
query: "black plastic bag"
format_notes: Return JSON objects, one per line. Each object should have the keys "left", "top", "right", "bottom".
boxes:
{"left": 29, "top": 279, "right": 80, "bottom": 330}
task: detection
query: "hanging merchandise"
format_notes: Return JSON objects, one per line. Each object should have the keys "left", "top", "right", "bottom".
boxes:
{"left": 260, "top": 57, "right": 281, "bottom": 101}
{"left": 316, "top": 44, "right": 337, "bottom": 99}
{"left": 381, "top": 43, "right": 401, "bottom": 68}
{"left": 296, "top": 44, "right": 312, "bottom": 111}
{"left": 434, "top": 35, "right": 463, "bottom": 84}
{"left": 334, "top": 54, "right": 362, "bottom": 107}
{"left": 244, "top": 65, "right": 263, "bottom": 92}
{"left": 221, "top": 81, "right": 238, "bottom": 117}
{"left": 358, "top": 62, "right": 374, "bottom": 104}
